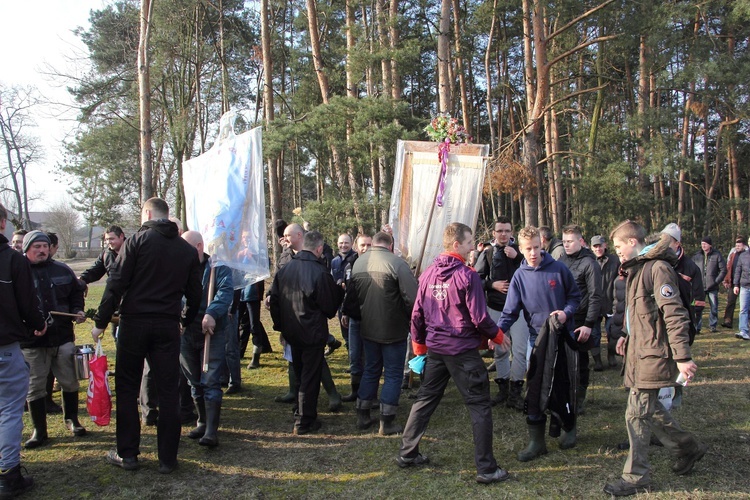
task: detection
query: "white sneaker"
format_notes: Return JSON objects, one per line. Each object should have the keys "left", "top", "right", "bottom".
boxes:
{"left": 741, "top": 332, "right": 750, "bottom": 341}
{"left": 736, "top": 332, "right": 744, "bottom": 339}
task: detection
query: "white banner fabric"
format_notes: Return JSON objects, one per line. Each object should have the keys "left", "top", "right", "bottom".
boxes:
{"left": 183, "top": 111, "right": 270, "bottom": 288}
{"left": 389, "top": 140, "right": 488, "bottom": 275}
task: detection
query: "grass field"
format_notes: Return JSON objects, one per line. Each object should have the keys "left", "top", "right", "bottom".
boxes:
{"left": 19, "top": 268, "right": 750, "bottom": 499}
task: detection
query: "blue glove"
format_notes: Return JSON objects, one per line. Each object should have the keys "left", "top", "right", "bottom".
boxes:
{"left": 408, "top": 354, "right": 427, "bottom": 375}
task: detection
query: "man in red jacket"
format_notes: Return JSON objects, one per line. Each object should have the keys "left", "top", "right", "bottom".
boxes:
{"left": 397, "top": 222, "right": 511, "bottom": 485}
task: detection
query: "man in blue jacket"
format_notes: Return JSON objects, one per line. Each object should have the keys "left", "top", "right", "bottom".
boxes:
{"left": 180, "top": 231, "right": 233, "bottom": 447}
{"left": 398, "top": 222, "right": 511, "bottom": 485}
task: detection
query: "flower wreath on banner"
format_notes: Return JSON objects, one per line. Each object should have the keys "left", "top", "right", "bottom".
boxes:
{"left": 424, "top": 114, "right": 472, "bottom": 207}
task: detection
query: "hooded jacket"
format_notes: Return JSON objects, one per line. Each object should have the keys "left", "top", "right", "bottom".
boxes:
{"left": 558, "top": 247, "right": 602, "bottom": 330}
{"left": 498, "top": 252, "right": 581, "bottom": 340}
{"left": 0, "top": 235, "right": 46, "bottom": 345}
{"left": 621, "top": 238, "right": 692, "bottom": 390}
{"left": 94, "top": 219, "right": 202, "bottom": 329}
{"left": 411, "top": 253, "right": 500, "bottom": 356}
{"left": 269, "top": 250, "right": 343, "bottom": 349}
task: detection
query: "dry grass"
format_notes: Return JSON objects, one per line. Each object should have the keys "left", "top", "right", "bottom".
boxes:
{"left": 22, "top": 263, "right": 750, "bottom": 499}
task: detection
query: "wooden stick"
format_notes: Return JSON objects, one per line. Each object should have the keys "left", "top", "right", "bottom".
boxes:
{"left": 203, "top": 265, "right": 217, "bottom": 373}
{"left": 50, "top": 311, "right": 85, "bottom": 319}
{"left": 414, "top": 149, "right": 445, "bottom": 277}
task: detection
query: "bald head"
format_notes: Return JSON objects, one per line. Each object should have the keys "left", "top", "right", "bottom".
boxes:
{"left": 283, "top": 223, "right": 305, "bottom": 252}
{"left": 182, "top": 230, "right": 205, "bottom": 262}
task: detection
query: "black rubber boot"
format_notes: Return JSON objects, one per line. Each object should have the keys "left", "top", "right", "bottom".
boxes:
{"left": 248, "top": 346, "right": 261, "bottom": 369}
{"left": 25, "top": 398, "right": 48, "bottom": 449}
{"left": 188, "top": 398, "right": 207, "bottom": 439}
{"left": 592, "top": 347, "right": 604, "bottom": 372}
{"left": 492, "top": 378, "right": 509, "bottom": 406}
{"left": 45, "top": 373, "right": 62, "bottom": 415}
{"left": 507, "top": 381, "right": 524, "bottom": 411}
{"left": 559, "top": 425, "right": 577, "bottom": 449}
{"left": 356, "top": 399, "right": 377, "bottom": 429}
{"left": 517, "top": 416, "right": 548, "bottom": 462}
{"left": 199, "top": 401, "right": 220, "bottom": 447}
{"left": 379, "top": 404, "right": 402, "bottom": 436}
{"left": 321, "top": 361, "right": 342, "bottom": 412}
{"left": 576, "top": 385, "right": 588, "bottom": 416}
{"left": 62, "top": 391, "right": 87, "bottom": 437}
{"left": 342, "top": 376, "right": 361, "bottom": 403}
{"left": 0, "top": 464, "right": 33, "bottom": 498}
{"left": 274, "top": 364, "right": 297, "bottom": 403}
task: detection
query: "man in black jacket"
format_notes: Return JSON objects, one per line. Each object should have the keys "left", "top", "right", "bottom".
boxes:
{"left": 79, "top": 225, "right": 126, "bottom": 287}
{"left": 692, "top": 236, "right": 726, "bottom": 333}
{"left": 474, "top": 216, "right": 525, "bottom": 409}
{"left": 591, "top": 235, "right": 620, "bottom": 369}
{"left": 269, "top": 231, "right": 343, "bottom": 435}
{"left": 559, "top": 224, "right": 602, "bottom": 418}
{"left": 0, "top": 204, "right": 46, "bottom": 498}
{"left": 21, "top": 231, "right": 88, "bottom": 449}
{"left": 92, "top": 197, "right": 202, "bottom": 474}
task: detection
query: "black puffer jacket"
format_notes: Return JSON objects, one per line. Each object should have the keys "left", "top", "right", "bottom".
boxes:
{"left": 0, "top": 235, "right": 45, "bottom": 345}
{"left": 610, "top": 267, "right": 627, "bottom": 339}
{"left": 596, "top": 252, "right": 620, "bottom": 319}
{"left": 22, "top": 259, "right": 85, "bottom": 348}
{"left": 269, "top": 250, "right": 343, "bottom": 349}
{"left": 558, "top": 247, "right": 602, "bottom": 329}
{"left": 94, "top": 219, "right": 202, "bottom": 328}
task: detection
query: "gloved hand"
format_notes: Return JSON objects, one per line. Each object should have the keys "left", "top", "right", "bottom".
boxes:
{"left": 408, "top": 354, "right": 427, "bottom": 375}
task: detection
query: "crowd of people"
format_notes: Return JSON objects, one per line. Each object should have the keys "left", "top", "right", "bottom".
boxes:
{"left": 4, "top": 197, "right": 747, "bottom": 496}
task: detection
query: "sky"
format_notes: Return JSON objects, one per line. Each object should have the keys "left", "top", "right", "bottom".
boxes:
{"left": 0, "top": 0, "right": 106, "bottom": 211}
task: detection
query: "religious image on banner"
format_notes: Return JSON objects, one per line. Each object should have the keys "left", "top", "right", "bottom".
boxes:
{"left": 388, "top": 136, "right": 488, "bottom": 276}
{"left": 183, "top": 110, "right": 270, "bottom": 288}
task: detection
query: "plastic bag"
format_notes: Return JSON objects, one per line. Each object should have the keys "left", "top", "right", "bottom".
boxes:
{"left": 86, "top": 340, "right": 112, "bottom": 426}
{"left": 408, "top": 354, "right": 427, "bottom": 375}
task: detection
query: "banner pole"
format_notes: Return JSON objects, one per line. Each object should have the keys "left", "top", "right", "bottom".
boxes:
{"left": 202, "top": 265, "right": 216, "bottom": 373}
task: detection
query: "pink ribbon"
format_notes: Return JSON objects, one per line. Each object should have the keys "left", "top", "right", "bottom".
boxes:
{"left": 437, "top": 139, "right": 450, "bottom": 207}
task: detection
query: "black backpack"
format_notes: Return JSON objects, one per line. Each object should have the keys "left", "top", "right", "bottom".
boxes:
{"left": 641, "top": 260, "right": 697, "bottom": 345}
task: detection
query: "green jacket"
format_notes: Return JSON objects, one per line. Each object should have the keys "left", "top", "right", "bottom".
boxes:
{"left": 622, "top": 238, "right": 692, "bottom": 390}
{"left": 349, "top": 246, "right": 418, "bottom": 344}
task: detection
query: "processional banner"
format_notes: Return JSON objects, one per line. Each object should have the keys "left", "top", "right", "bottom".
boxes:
{"left": 389, "top": 140, "right": 488, "bottom": 276}
{"left": 183, "top": 111, "right": 270, "bottom": 288}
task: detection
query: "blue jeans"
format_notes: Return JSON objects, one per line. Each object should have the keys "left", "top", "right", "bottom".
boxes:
{"left": 347, "top": 319, "right": 364, "bottom": 378}
{"left": 698, "top": 290, "right": 719, "bottom": 331}
{"left": 739, "top": 287, "right": 750, "bottom": 335}
{"left": 0, "top": 342, "right": 29, "bottom": 471}
{"left": 359, "top": 338, "right": 407, "bottom": 407}
{"left": 180, "top": 319, "right": 228, "bottom": 404}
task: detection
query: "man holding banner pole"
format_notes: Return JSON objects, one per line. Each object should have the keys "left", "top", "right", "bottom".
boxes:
{"left": 179, "top": 231, "right": 233, "bottom": 447}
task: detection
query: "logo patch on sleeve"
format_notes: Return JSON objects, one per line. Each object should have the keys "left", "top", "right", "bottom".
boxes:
{"left": 660, "top": 284, "right": 675, "bottom": 298}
